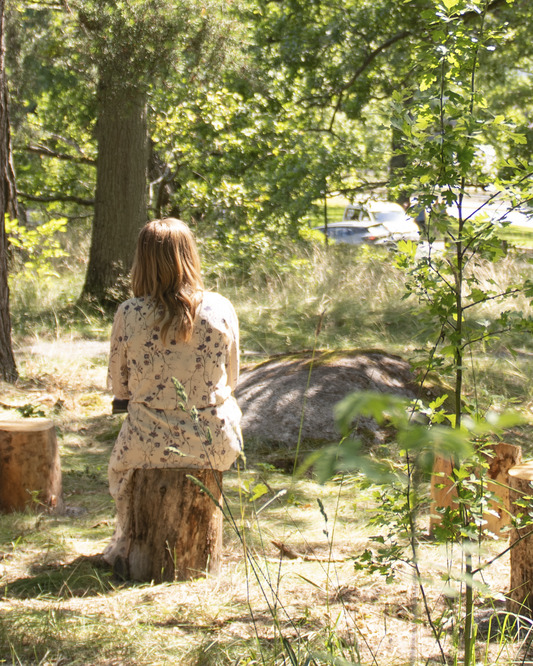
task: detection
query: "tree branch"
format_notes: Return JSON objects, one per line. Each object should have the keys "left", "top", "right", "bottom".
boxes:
{"left": 17, "top": 191, "right": 95, "bottom": 206}
{"left": 462, "top": 288, "right": 522, "bottom": 311}
{"left": 334, "top": 181, "right": 389, "bottom": 197}
{"left": 329, "top": 30, "right": 412, "bottom": 130}
{"left": 25, "top": 144, "right": 96, "bottom": 165}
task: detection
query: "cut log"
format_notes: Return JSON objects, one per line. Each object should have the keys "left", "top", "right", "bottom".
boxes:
{"left": 430, "top": 455, "right": 457, "bottom": 533}
{"left": 485, "top": 443, "right": 523, "bottom": 536}
{"left": 430, "top": 443, "right": 522, "bottom": 536}
{"left": 126, "top": 468, "right": 223, "bottom": 583}
{"left": 507, "top": 462, "right": 533, "bottom": 617}
{"left": 0, "top": 418, "right": 63, "bottom": 513}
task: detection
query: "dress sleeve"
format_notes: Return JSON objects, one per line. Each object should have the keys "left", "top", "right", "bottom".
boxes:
{"left": 107, "top": 306, "right": 129, "bottom": 399}
{"left": 226, "top": 301, "right": 240, "bottom": 392}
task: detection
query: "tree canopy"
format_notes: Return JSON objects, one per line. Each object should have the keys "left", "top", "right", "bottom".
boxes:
{"left": 3, "top": 0, "right": 532, "bottom": 290}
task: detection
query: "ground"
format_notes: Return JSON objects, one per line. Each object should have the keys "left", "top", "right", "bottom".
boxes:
{"left": 0, "top": 341, "right": 531, "bottom": 665}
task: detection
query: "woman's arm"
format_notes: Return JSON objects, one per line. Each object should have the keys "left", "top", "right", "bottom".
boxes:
{"left": 107, "top": 306, "right": 130, "bottom": 401}
{"left": 226, "top": 302, "right": 240, "bottom": 392}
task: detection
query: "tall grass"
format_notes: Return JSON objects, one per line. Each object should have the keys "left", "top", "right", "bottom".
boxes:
{"left": 211, "top": 244, "right": 423, "bottom": 358}
{"left": 8, "top": 236, "right": 533, "bottom": 409}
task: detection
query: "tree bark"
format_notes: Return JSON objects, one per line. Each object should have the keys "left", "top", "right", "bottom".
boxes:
{"left": 507, "top": 462, "right": 533, "bottom": 617}
{"left": 0, "top": 419, "right": 64, "bottom": 513}
{"left": 126, "top": 468, "right": 223, "bottom": 583}
{"left": 82, "top": 73, "right": 148, "bottom": 305}
{"left": 0, "top": 0, "right": 18, "bottom": 383}
{"left": 484, "top": 443, "right": 522, "bottom": 536}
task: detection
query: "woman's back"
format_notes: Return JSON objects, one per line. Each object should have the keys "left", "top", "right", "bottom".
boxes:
{"left": 109, "top": 291, "right": 239, "bottom": 411}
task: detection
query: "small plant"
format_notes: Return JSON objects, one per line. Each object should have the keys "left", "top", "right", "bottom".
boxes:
{"left": 16, "top": 403, "right": 46, "bottom": 418}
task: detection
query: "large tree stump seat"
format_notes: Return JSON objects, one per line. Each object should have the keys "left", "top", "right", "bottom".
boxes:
{"left": 125, "top": 467, "right": 224, "bottom": 583}
{"left": 507, "top": 461, "right": 533, "bottom": 617}
{"left": 0, "top": 418, "right": 63, "bottom": 513}
{"left": 430, "top": 442, "right": 522, "bottom": 537}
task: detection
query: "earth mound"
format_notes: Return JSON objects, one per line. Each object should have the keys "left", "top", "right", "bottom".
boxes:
{"left": 235, "top": 349, "right": 435, "bottom": 447}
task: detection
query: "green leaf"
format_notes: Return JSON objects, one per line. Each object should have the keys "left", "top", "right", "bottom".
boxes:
{"left": 334, "top": 392, "right": 409, "bottom": 435}
{"left": 172, "top": 378, "right": 188, "bottom": 402}
{"left": 314, "top": 438, "right": 399, "bottom": 486}
{"left": 249, "top": 482, "right": 269, "bottom": 502}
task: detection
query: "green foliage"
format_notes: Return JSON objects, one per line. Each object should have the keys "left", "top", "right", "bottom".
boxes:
{"left": 317, "top": 391, "right": 474, "bottom": 484}
{"left": 72, "top": 0, "right": 242, "bottom": 90}
{"left": 6, "top": 216, "right": 68, "bottom": 278}
{"left": 6, "top": 3, "right": 97, "bottom": 221}
{"left": 16, "top": 403, "right": 46, "bottom": 418}
{"left": 310, "top": 2, "right": 533, "bottom": 664}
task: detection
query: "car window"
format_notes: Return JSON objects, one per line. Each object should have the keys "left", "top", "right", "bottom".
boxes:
{"left": 343, "top": 206, "right": 369, "bottom": 221}
{"left": 329, "top": 226, "right": 368, "bottom": 244}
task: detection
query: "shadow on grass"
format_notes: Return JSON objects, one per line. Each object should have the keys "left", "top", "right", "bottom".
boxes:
{"left": 1, "top": 555, "right": 117, "bottom": 599}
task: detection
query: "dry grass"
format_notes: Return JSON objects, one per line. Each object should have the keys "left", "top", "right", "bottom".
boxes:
{"left": 0, "top": 247, "right": 532, "bottom": 664}
{"left": 0, "top": 341, "right": 532, "bottom": 665}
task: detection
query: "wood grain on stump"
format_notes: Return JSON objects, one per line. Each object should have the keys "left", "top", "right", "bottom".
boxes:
{"left": 507, "top": 461, "right": 533, "bottom": 617}
{"left": 126, "top": 468, "right": 223, "bottom": 583}
{"left": 430, "top": 443, "right": 522, "bottom": 537}
{"left": 0, "top": 419, "right": 63, "bottom": 513}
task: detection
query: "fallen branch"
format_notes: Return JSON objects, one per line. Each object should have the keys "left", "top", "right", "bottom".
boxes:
{"left": 271, "top": 539, "right": 346, "bottom": 562}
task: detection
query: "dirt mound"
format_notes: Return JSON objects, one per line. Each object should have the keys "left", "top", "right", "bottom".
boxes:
{"left": 236, "top": 349, "right": 432, "bottom": 447}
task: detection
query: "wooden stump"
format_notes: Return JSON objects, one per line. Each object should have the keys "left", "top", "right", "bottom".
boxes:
{"left": 507, "top": 462, "right": 533, "bottom": 617}
{"left": 0, "top": 419, "right": 64, "bottom": 513}
{"left": 430, "top": 455, "right": 457, "bottom": 533}
{"left": 430, "top": 443, "right": 522, "bottom": 536}
{"left": 126, "top": 468, "right": 223, "bottom": 583}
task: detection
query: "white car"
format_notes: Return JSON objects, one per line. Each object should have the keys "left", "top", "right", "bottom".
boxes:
{"left": 314, "top": 201, "right": 420, "bottom": 246}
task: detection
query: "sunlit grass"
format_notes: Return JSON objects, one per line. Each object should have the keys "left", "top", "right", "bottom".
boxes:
{"left": 1, "top": 234, "right": 532, "bottom": 664}
{"left": 215, "top": 244, "right": 425, "bottom": 360}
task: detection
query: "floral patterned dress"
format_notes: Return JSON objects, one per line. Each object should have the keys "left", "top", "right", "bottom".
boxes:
{"left": 103, "top": 291, "right": 242, "bottom": 563}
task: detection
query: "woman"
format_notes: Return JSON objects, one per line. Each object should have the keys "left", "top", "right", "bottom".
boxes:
{"left": 103, "top": 218, "right": 242, "bottom": 565}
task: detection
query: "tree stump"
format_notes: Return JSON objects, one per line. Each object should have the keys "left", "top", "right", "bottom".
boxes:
{"left": 0, "top": 419, "right": 63, "bottom": 513}
{"left": 430, "top": 443, "right": 522, "bottom": 536}
{"left": 126, "top": 468, "right": 223, "bottom": 583}
{"left": 430, "top": 455, "right": 457, "bottom": 533}
{"left": 507, "top": 462, "right": 533, "bottom": 617}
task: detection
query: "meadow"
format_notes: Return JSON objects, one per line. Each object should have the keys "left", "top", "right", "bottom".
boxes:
{"left": 0, "top": 224, "right": 532, "bottom": 665}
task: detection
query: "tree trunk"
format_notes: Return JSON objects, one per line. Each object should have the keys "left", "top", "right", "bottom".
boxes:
{"left": 0, "top": 0, "right": 18, "bottom": 383}
{"left": 126, "top": 468, "right": 223, "bottom": 583}
{"left": 82, "top": 72, "right": 148, "bottom": 304}
{"left": 430, "top": 443, "right": 522, "bottom": 537}
{"left": 507, "top": 462, "right": 533, "bottom": 617}
{"left": 0, "top": 419, "right": 64, "bottom": 513}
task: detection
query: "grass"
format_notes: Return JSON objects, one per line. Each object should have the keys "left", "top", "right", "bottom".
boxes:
{"left": 1, "top": 240, "right": 533, "bottom": 664}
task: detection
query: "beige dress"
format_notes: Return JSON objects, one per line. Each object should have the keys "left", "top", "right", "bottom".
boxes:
{"left": 104, "top": 291, "right": 242, "bottom": 563}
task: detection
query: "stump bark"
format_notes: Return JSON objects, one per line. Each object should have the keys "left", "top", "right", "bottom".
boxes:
{"left": 507, "top": 462, "right": 533, "bottom": 617}
{"left": 126, "top": 468, "right": 223, "bottom": 583}
{"left": 0, "top": 419, "right": 63, "bottom": 513}
{"left": 430, "top": 443, "right": 522, "bottom": 536}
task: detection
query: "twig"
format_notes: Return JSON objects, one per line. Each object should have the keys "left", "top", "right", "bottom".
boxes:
{"left": 271, "top": 540, "right": 347, "bottom": 562}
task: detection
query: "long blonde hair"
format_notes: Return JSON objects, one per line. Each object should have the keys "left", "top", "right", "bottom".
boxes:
{"left": 131, "top": 218, "right": 203, "bottom": 342}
